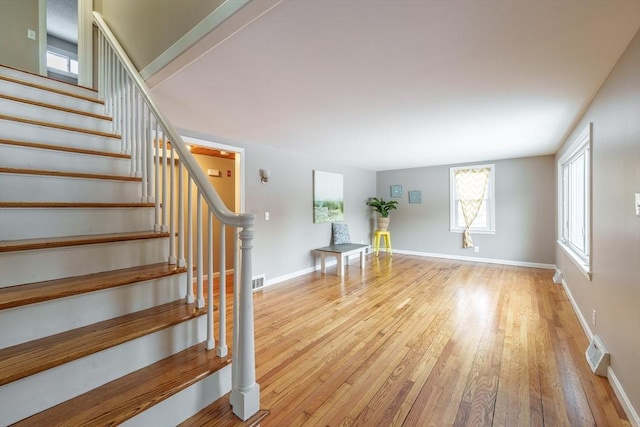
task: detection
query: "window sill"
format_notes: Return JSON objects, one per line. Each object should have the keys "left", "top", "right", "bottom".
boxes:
{"left": 449, "top": 228, "right": 496, "bottom": 235}
{"left": 558, "top": 240, "right": 592, "bottom": 281}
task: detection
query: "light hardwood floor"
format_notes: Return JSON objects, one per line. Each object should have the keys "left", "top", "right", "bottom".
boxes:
{"left": 245, "top": 254, "right": 628, "bottom": 426}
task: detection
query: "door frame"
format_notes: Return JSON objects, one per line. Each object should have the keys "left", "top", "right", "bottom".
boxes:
{"left": 180, "top": 135, "right": 245, "bottom": 214}
{"left": 38, "top": 0, "right": 93, "bottom": 87}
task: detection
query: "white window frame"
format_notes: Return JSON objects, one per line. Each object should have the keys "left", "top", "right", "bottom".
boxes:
{"left": 46, "top": 45, "right": 78, "bottom": 78}
{"left": 449, "top": 163, "right": 496, "bottom": 234}
{"left": 557, "top": 123, "right": 592, "bottom": 279}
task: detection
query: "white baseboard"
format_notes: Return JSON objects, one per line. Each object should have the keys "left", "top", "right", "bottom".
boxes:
{"left": 262, "top": 265, "right": 319, "bottom": 289}
{"left": 609, "top": 367, "right": 640, "bottom": 427}
{"left": 260, "top": 252, "right": 370, "bottom": 289}
{"left": 559, "top": 271, "right": 639, "bottom": 426}
{"left": 560, "top": 278, "right": 593, "bottom": 340}
{"left": 391, "top": 249, "right": 556, "bottom": 270}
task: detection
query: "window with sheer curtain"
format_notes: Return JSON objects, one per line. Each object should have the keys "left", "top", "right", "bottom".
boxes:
{"left": 450, "top": 164, "right": 495, "bottom": 248}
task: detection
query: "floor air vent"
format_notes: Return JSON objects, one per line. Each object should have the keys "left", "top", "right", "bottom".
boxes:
{"left": 586, "top": 335, "right": 609, "bottom": 377}
{"left": 252, "top": 274, "right": 265, "bottom": 290}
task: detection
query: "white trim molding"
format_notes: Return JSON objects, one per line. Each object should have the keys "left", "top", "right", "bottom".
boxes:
{"left": 392, "top": 248, "right": 555, "bottom": 270}
{"left": 557, "top": 123, "right": 592, "bottom": 279}
{"left": 38, "top": 0, "right": 47, "bottom": 76}
{"left": 609, "top": 367, "right": 640, "bottom": 427}
{"left": 78, "top": 0, "right": 93, "bottom": 87}
{"left": 145, "top": 0, "right": 282, "bottom": 88}
{"left": 560, "top": 271, "right": 639, "bottom": 426}
{"left": 141, "top": 0, "right": 252, "bottom": 80}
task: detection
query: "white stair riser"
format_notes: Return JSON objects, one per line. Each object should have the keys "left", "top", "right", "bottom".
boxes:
{"left": 0, "top": 274, "right": 186, "bottom": 348}
{"left": 0, "top": 174, "right": 142, "bottom": 203}
{"left": 0, "top": 79, "right": 104, "bottom": 114}
{"left": 0, "top": 207, "right": 154, "bottom": 240}
{"left": 0, "top": 97, "right": 112, "bottom": 133}
{"left": 0, "top": 66, "right": 98, "bottom": 99}
{"left": 0, "top": 144, "right": 130, "bottom": 176}
{"left": 0, "top": 118, "right": 122, "bottom": 153}
{"left": 123, "top": 364, "right": 231, "bottom": 427}
{"left": 0, "top": 238, "right": 170, "bottom": 287}
{"left": 0, "top": 315, "right": 207, "bottom": 426}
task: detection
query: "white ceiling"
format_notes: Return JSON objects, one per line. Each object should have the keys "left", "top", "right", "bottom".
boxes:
{"left": 152, "top": 0, "right": 640, "bottom": 171}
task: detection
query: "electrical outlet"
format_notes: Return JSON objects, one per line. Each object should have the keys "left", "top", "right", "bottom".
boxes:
{"left": 592, "top": 309, "right": 596, "bottom": 327}
{"left": 474, "top": 246, "right": 480, "bottom": 253}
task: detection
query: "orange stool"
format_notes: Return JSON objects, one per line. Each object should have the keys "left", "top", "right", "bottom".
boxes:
{"left": 373, "top": 230, "right": 392, "bottom": 256}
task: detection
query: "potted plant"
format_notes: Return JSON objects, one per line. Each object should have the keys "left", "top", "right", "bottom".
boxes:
{"left": 366, "top": 197, "right": 398, "bottom": 230}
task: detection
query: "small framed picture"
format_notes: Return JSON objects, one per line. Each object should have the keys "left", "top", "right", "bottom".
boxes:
{"left": 391, "top": 185, "right": 402, "bottom": 198}
{"left": 408, "top": 190, "right": 422, "bottom": 204}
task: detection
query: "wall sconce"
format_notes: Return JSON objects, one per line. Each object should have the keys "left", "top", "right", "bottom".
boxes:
{"left": 260, "top": 169, "right": 270, "bottom": 184}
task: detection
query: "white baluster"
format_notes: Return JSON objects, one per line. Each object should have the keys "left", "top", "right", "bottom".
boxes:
{"left": 161, "top": 129, "right": 168, "bottom": 232}
{"left": 196, "top": 191, "right": 204, "bottom": 308}
{"left": 177, "top": 159, "right": 185, "bottom": 267}
{"left": 168, "top": 141, "right": 176, "bottom": 264}
{"left": 207, "top": 209, "right": 215, "bottom": 350}
{"left": 134, "top": 91, "right": 142, "bottom": 177}
{"left": 153, "top": 120, "right": 161, "bottom": 231}
{"left": 141, "top": 104, "right": 148, "bottom": 202}
{"left": 217, "top": 222, "right": 228, "bottom": 357}
{"left": 185, "top": 175, "right": 194, "bottom": 303}
{"left": 145, "top": 109, "right": 154, "bottom": 203}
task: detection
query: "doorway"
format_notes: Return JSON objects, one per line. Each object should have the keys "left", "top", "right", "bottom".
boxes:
{"left": 39, "top": 0, "right": 92, "bottom": 86}
{"left": 181, "top": 135, "right": 245, "bottom": 276}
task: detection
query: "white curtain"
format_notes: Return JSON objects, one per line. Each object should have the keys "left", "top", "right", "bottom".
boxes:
{"left": 455, "top": 167, "right": 490, "bottom": 248}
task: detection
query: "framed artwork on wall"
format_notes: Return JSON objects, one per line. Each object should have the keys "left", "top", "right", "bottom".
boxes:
{"left": 313, "top": 170, "right": 344, "bottom": 223}
{"left": 391, "top": 185, "right": 402, "bottom": 198}
{"left": 409, "top": 190, "right": 422, "bottom": 204}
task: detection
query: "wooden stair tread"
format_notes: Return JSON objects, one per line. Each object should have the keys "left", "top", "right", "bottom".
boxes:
{"left": 0, "top": 262, "right": 186, "bottom": 310}
{"left": 12, "top": 342, "right": 230, "bottom": 426}
{"left": 180, "top": 394, "right": 270, "bottom": 427}
{"left": 0, "top": 64, "right": 98, "bottom": 94}
{"left": 0, "top": 230, "right": 170, "bottom": 253}
{"left": 0, "top": 138, "right": 127, "bottom": 159}
{"left": 0, "top": 201, "right": 154, "bottom": 208}
{"left": 0, "top": 94, "right": 112, "bottom": 121}
{"left": 0, "top": 114, "right": 119, "bottom": 139}
{"left": 0, "top": 74, "right": 102, "bottom": 104}
{"left": 0, "top": 299, "right": 204, "bottom": 386}
{"left": 0, "top": 167, "right": 141, "bottom": 182}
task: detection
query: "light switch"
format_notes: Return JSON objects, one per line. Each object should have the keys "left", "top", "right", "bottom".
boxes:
{"left": 635, "top": 193, "right": 640, "bottom": 216}
{"left": 27, "top": 29, "right": 36, "bottom": 40}
{"left": 264, "top": 211, "right": 270, "bottom": 221}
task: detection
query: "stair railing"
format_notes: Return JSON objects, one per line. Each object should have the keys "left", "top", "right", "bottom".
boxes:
{"left": 93, "top": 12, "right": 259, "bottom": 421}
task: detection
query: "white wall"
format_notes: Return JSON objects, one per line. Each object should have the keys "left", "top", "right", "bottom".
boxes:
{"left": 376, "top": 155, "right": 556, "bottom": 265}
{"left": 555, "top": 29, "right": 640, "bottom": 421}
{"left": 179, "top": 129, "right": 377, "bottom": 283}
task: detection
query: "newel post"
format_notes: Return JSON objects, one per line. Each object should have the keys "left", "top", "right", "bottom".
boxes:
{"left": 231, "top": 226, "right": 260, "bottom": 421}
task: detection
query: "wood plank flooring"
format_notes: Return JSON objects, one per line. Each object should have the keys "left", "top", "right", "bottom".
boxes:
{"left": 244, "top": 254, "right": 628, "bottom": 426}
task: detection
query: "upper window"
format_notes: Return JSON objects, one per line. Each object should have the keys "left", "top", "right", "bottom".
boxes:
{"left": 450, "top": 164, "right": 496, "bottom": 234}
{"left": 46, "top": 48, "right": 78, "bottom": 77}
{"left": 558, "top": 124, "right": 592, "bottom": 277}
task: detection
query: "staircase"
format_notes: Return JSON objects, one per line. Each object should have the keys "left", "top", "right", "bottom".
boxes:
{"left": 0, "top": 14, "right": 259, "bottom": 424}
{"left": 0, "top": 65, "right": 221, "bottom": 425}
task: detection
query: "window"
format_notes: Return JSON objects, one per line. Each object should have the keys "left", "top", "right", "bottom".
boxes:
{"left": 558, "top": 123, "right": 591, "bottom": 277}
{"left": 449, "top": 164, "right": 495, "bottom": 234}
{"left": 46, "top": 48, "right": 78, "bottom": 77}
